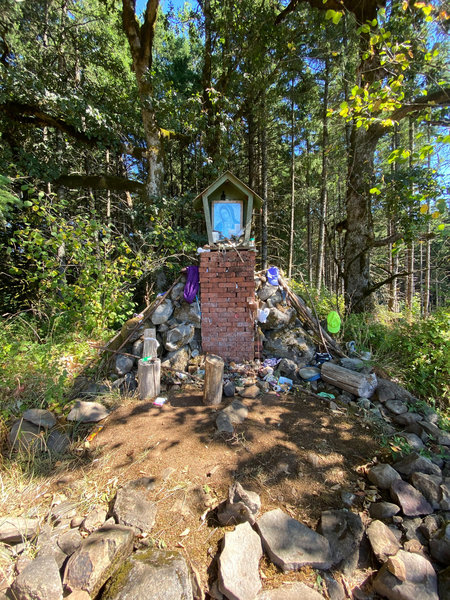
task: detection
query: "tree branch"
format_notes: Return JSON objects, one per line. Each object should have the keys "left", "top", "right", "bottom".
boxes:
{"left": 369, "top": 88, "right": 450, "bottom": 141}
{"left": 0, "top": 101, "right": 148, "bottom": 159}
{"left": 371, "top": 232, "right": 404, "bottom": 248}
{"left": 351, "top": 271, "right": 410, "bottom": 308}
{"left": 54, "top": 174, "right": 145, "bottom": 193}
{"left": 276, "top": 0, "right": 382, "bottom": 26}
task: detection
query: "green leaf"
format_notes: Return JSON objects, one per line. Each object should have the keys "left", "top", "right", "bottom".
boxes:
{"left": 369, "top": 187, "right": 381, "bottom": 195}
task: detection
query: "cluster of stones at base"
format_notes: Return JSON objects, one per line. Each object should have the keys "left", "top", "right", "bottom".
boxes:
{"left": 103, "top": 273, "right": 318, "bottom": 395}
{"left": 2, "top": 452, "right": 450, "bottom": 600}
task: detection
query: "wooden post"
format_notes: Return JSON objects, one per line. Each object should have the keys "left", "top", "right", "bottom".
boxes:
{"left": 138, "top": 358, "right": 161, "bottom": 400}
{"left": 321, "top": 362, "right": 377, "bottom": 398}
{"left": 203, "top": 354, "right": 224, "bottom": 406}
{"left": 142, "top": 328, "right": 158, "bottom": 358}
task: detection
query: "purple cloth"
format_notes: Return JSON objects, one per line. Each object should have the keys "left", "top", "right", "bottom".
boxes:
{"left": 183, "top": 266, "right": 199, "bottom": 304}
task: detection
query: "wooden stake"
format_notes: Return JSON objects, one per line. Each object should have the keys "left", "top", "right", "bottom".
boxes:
{"left": 138, "top": 358, "right": 161, "bottom": 400}
{"left": 203, "top": 354, "right": 224, "bottom": 406}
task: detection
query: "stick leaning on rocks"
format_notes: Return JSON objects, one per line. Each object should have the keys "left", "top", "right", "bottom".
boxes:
{"left": 277, "top": 275, "right": 346, "bottom": 358}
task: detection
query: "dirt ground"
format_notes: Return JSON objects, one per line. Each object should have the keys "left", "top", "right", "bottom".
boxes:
{"left": 61, "top": 384, "right": 381, "bottom": 594}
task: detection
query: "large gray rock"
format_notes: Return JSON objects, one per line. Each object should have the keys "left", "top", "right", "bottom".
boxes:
{"left": 441, "top": 478, "right": 450, "bottom": 510}
{"left": 63, "top": 524, "right": 134, "bottom": 597}
{"left": 438, "top": 566, "right": 450, "bottom": 600}
{"left": 278, "top": 358, "right": 298, "bottom": 380}
{"left": 222, "top": 401, "right": 248, "bottom": 425}
{"left": 257, "top": 582, "right": 325, "bottom": 599}
{"left": 66, "top": 401, "right": 109, "bottom": 423}
{"left": 390, "top": 479, "right": 433, "bottom": 516}
{"left": 430, "top": 524, "right": 450, "bottom": 566}
{"left": 217, "top": 482, "right": 261, "bottom": 526}
{"left": 0, "top": 517, "right": 40, "bottom": 544}
{"left": 399, "top": 433, "right": 425, "bottom": 452}
{"left": 373, "top": 550, "right": 438, "bottom": 600}
{"left": 218, "top": 521, "right": 262, "bottom": 600}
{"left": 369, "top": 502, "right": 400, "bottom": 520}
{"left": 368, "top": 463, "right": 402, "bottom": 489}
{"left": 393, "top": 452, "right": 442, "bottom": 478}
{"left": 57, "top": 529, "right": 82, "bottom": 557}
{"left": 385, "top": 399, "right": 408, "bottom": 415}
{"left": 102, "top": 549, "right": 193, "bottom": 600}
{"left": 22, "top": 408, "right": 56, "bottom": 429}
{"left": 367, "top": 520, "right": 401, "bottom": 563}
{"left": 112, "top": 481, "right": 157, "bottom": 533}
{"left": 173, "top": 303, "right": 201, "bottom": 327}
{"left": 261, "top": 307, "right": 296, "bottom": 331}
{"left": 115, "top": 354, "right": 134, "bottom": 376}
{"left": 161, "top": 347, "right": 190, "bottom": 372}
{"left": 8, "top": 420, "right": 45, "bottom": 452}
{"left": 317, "top": 509, "right": 364, "bottom": 575}
{"left": 11, "top": 555, "right": 63, "bottom": 600}
{"left": 263, "top": 328, "right": 315, "bottom": 363}
{"left": 80, "top": 506, "right": 108, "bottom": 533}
{"left": 47, "top": 430, "right": 71, "bottom": 454}
{"left": 375, "top": 379, "right": 414, "bottom": 404}
{"left": 394, "top": 412, "right": 423, "bottom": 427}
{"left": 257, "top": 509, "right": 331, "bottom": 572}
{"left": 257, "top": 283, "right": 279, "bottom": 302}
{"left": 36, "top": 525, "right": 68, "bottom": 569}
{"left": 151, "top": 299, "right": 174, "bottom": 325}
{"left": 164, "top": 324, "right": 195, "bottom": 352}
{"left": 171, "top": 282, "right": 186, "bottom": 303}
{"left": 216, "top": 412, "right": 234, "bottom": 433}
{"left": 223, "top": 380, "right": 236, "bottom": 397}
{"left": 411, "top": 472, "right": 442, "bottom": 510}
{"left": 50, "top": 501, "right": 77, "bottom": 523}
{"left": 420, "top": 421, "right": 450, "bottom": 446}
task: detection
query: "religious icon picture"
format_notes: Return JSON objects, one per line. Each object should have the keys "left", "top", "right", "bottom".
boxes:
{"left": 212, "top": 201, "right": 243, "bottom": 239}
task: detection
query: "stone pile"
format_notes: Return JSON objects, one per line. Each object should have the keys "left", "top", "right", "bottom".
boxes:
{"left": 98, "top": 271, "right": 317, "bottom": 396}
{"left": 2, "top": 451, "right": 449, "bottom": 600}
{"left": 7, "top": 402, "right": 110, "bottom": 457}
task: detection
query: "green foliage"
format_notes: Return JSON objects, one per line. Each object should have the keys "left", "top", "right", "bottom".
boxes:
{"left": 0, "top": 312, "right": 101, "bottom": 422}
{"left": 3, "top": 188, "right": 140, "bottom": 331}
{"left": 344, "top": 306, "right": 450, "bottom": 409}
{"left": 0, "top": 176, "right": 22, "bottom": 227}
{"left": 290, "top": 279, "right": 345, "bottom": 320}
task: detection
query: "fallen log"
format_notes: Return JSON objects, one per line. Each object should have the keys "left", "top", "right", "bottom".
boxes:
{"left": 321, "top": 362, "right": 377, "bottom": 398}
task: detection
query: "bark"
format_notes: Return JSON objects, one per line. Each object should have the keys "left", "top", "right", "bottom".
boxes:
{"left": 305, "top": 135, "right": 313, "bottom": 282}
{"left": 288, "top": 87, "right": 295, "bottom": 279}
{"left": 122, "top": 0, "right": 163, "bottom": 198}
{"left": 260, "top": 103, "right": 268, "bottom": 270}
{"left": 344, "top": 127, "right": 378, "bottom": 313}
{"left": 316, "top": 57, "right": 329, "bottom": 292}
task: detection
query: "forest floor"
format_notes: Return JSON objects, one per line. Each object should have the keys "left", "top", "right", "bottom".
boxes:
{"left": 40, "top": 384, "right": 381, "bottom": 593}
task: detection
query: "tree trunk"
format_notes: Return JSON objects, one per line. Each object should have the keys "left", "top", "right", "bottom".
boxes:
{"left": 344, "top": 127, "right": 377, "bottom": 313}
{"left": 122, "top": 0, "right": 163, "bottom": 200}
{"left": 260, "top": 96, "right": 268, "bottom": 270}
{"left": 306, "top": 135, "right": 313, "bottom": 282}
{"left": 388, "top": 126, "right": 399, "bottom": 312}
{"left": 405, "top": 118, "right": 415, "bottom": 310}
{"left": 316, "top": 58, "right": 329, "bottom": 292}
{"left": 288, "top": 86, "right": 295, "bottom": 279}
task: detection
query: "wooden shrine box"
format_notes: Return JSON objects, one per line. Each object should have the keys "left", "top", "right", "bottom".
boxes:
{"left": 194, "top": 172, "right": 261, "bottom": 362}
{"left": 193, "top": 171, "right": 262, "bottom": 245}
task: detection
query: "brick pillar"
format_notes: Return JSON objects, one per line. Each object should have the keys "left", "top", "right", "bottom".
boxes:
{"left": 199, "top": 250, "right": 256, "bottom": 362}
